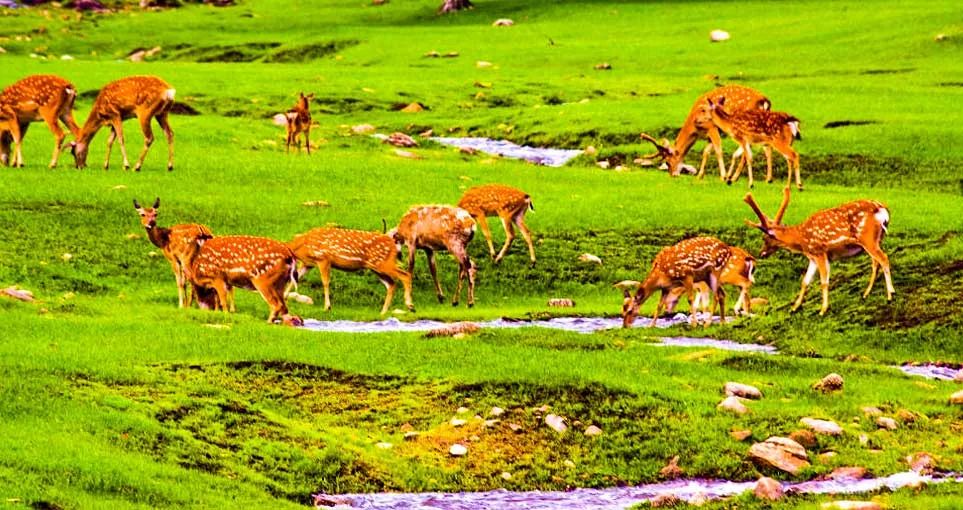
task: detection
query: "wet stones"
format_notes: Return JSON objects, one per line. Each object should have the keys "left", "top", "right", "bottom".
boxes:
{"left": 801, "top": 418, "right": 843, "bottom": 436}
{"left": 813, "top": 373, "right": 844, "bottom": 393}
{"left": 907, "top": 452, "right": 935, "bottom": 474}
{"left": 724, "top": 382, "right": 762, "bottom": 400}
{"left": 829, "top": 466, "right": 867, "bottom": 480}
{"left": 748, "top": 437, "right": 811, "bottom": 475}
{"left": 753, "top": 476, "right": 784, "bottom": 501}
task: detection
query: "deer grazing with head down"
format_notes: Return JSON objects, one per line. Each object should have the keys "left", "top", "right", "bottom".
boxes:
{"left": 707, "top": 96, "right": 802, "bottom": 189}
{"left": 283, "top": 92, "right": 313, "bottom": 154}
{"left": 662, "top": 245, "right": 756, "bottom": 316}
{"left": 288, "top": 227, "right": 415, "bottom": 314}
{"left": 390, "top": 205, "right": 477, "bottom": 307}
{"left": 744, "top": 186, "right": 893, "bottom": 315}
{"left": 620, "top": 237, "right": 730, "bottom": 328}
{"left": 457, "top": 184, "right": 536, "bottom": 266}
{"left": 639, "top": 85, "right": 771, "bottom": 180}
{"left": 0, "top": 74, "right": 80, "bottom": 168}
{"left": 71, "top": 75, "right": 175, "bottom": 171}
{"left": 133, "top": 197, "right": 213, "bottom": 309}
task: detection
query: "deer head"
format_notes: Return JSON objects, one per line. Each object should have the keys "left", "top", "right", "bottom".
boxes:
{"left": 639, "top": 133, "right": 681, "bottom": 170}
{"left": 70, "top": 139, "right": 90, "bottom": 168}
{"left": 133, "top": 197, "right": 162, "bottom": 229}
{"left": 744, "top": 186, "right": 792, "bottom": 258}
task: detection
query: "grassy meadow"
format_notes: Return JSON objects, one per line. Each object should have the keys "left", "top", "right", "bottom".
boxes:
{"left": 1, "top": 0, "right": 962, "bottom": 508}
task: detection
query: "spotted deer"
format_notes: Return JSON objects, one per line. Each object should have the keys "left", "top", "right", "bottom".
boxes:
{"left": 186, "top": 235, "right": 299, "bottom": 324}
{"left": 744, "top": 186, "right": 893, "bottom": 315}
{"left": 71, "top": 75, "right": 175, "bottom": 171}
{"left": 288, "top": 227, "right": 415, "bottom": 314}
{"left": 457, "top": 184, "right": 535, "bottom": 266}
{"left": 664, "top": 246, "right": 756, "bottom": 316}
{"left": 639, "top": 85, "right": 771, "bottom": 180}
{"left": 0, "top": 74, "right": 80, "bottom": 168}
{"left": 620, "top": 237, "right": 730, "bottom": 328}
{"left": 390, "top": 205, "right": 477, "bottom": 307}
{"left": 133, "top": 197, "right": 213, "bottom": 309}
{"left": 707, "top": 96, "right": 802, "bottom": 189}
{"left": 284, "top": 92, "right": 313, "bottom": 154}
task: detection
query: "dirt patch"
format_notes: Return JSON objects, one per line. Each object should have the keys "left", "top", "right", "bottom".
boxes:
{"left": 938, "top": 82, "right": 963, "bottom": 88}
{"left": 823, "top": 120, "right": 878, "bottom": 129}
{"left": 801, "top": 153, "right": 958, "bottom": 191}
{"left": 169, "top": 103, "right": 201, "bottom": 116}
{"left": 860, "top": 68, "right": 915, "bottom": 75}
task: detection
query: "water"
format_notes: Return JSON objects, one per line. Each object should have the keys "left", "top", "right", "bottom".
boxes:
{"left": 317, "top": 471, "right": 961, "bottom": 509}
{"left": 897, "top": 364, "right": 962, "bottom": 381}
{"left": 431, "top": 137, "right": 584, "bottom": 167}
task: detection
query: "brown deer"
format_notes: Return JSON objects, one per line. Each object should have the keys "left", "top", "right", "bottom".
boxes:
{"left": 0, "top": 74, "right": 80, "bottom": 168}
{"left": 0, "top": 106, "right": 23, "bottom": 167}
{"left": 639, "top": 85, "right": 771, "bottom": 180}
{"left": 71, "top": 75, "right": 175, "bottom": 171}
{"left": 744, "top": 186, "right": 893, "bottom": 315}
{"left": 284, "top": 92, "right": 313, "bottom": 154}
{"left": 133, "top": 198, "right": 213, "bottom": 309}
{"left": 457, "top": 184, "right": 535, "bottom": 266}
{"left": 186, "top": 235, "right": 300, "bottom": 324}
{"left": 707, "top": 96, "right": 802, "bottom": 189}
{"left": 664, "top": 246, "right": 756, "bottom": 316}
{"left": 390, "top": 205, "right": 477, "bottom": 307}
{"left": 621, "top": 237, "right": 730, "bottom": 328}
{"left": 288, "top": 227, "right": 415, "bottom": 314}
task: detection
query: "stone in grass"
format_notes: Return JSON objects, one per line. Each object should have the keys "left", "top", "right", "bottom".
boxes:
{"left": 403, "top": 431, "right": 419, "bottom": 441}
{"left": 450, "top": 418, "right": 467, "bottom": 427}
{"left": 753, "top": 476, "right": 784, "bottom": 501}
{"left": 876, "top": 417, "right": 898, "bottom": 430}
{"left": 376, "top": 442, "right": 393, "bottom": 449}
{"left": 547, "top": 298, "right": 575, "bottom": 307}
{"left": 789, "top": 429, "right": 818, "bottom": 448}
{"left": 449, "top": 443, "right": 468, "bottom": 457}
{"left": 954, "top": 371, "right": 963, "bottom": 383}
{"left": 544, "top": 414, "right": 567, "bottom": 434}
{"left": 801, "top": 417, "right": 843, "bottom": 436}
{"left": 489, "top": 406, "right": 504, "bottom": 417}
{"left": 718, "top": 396, "right": 749, "bottom": 415}
{"left": 351, "top": 124, "right": 376, "bottom": 134}
{"left": 492, "top": 18, "right": 514, "bottom": 26}
{"left": 2, "top": 286, "right": 35, "bottom": 302}
{"left": 730, "top": 429, "right": 752, "bottom": 441}
{"left": 829, "top": 467, "right": 867, "bottom": 480}
{"left": 907, "top": 452, "right": 935, "bottom": 474}
{"left": 424, "top": 322, "right": 480, "bottom": 338}
{"left": 584, "top": 425, "right": 603, "bottom": 437}
{"left": 650, "top": 494, "right": 681, "bottom": 508}
{"left": 659, "top": 456, "right": 682, "bottom": 479}
{"left": 508, "top": 423, "right": 523, "bottom": 433}
{"left": 813, "top": 373, "right": 844, "bottom": 393}
{"left": 820, "top": 502, "right": 882, "bottom": 510}
{"left": 724, "top": 382, "right": 762, "bottom": 400}
{"left": 950, "top": 390, "right": 963, "bottom": 405}
{"left": 748, "top": 437, "right": 810, "bottom": 475}
{"left": 384, "top": 132, "right": 418, "bottom": 148}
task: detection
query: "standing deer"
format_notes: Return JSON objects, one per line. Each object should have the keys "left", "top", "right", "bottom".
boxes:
{"left": 390, "top": 205, "right": 477, "bottom": 307}
{"left": 71, "top": 75, "right": 175, "bottom": 171}
{"left": 621, "top": 237, "right": 730, "bottom": 328}
{"left": 288, "top": 227, "right": 415, "bottom": 314}
{"left": 639, "top": 85, "right": 771, "bottom": 180}
{"left": 707, "top": 97, "right": 802, "bottom": 189}
{"left": 744, "top": 186, "right": 893, "bottom": 315}
{"left": 663, "top": 246, "right": 756, "bottom": 316}
{"left": 284, "top": 92, "right": 313, "bottom": 154}
{"left": 186, "top": 235, "right": 299, "bottom": 324}
{"left": 133, "top": 197, "right": 213, "bottom": 309}
{"left": 0, "top": 74, "right": 80, "bottom": 168}
{"left": 457, "top": 184, "right": 536, "bottom": 266}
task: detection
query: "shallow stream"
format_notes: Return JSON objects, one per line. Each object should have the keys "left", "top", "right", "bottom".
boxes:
{"left": 431, "top": 137, "right": 584, "bottom": 167}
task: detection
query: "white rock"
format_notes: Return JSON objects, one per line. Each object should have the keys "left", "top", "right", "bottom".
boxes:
{"left": 456, "top": 406, "right": 470, "bottom": 414}
{"left": 724, "top": 382, "right": 762, "bottom": 400}
{"left": 876, "top": 417, "right": 898, "bottom": 430}
{"left": 718, "top": 396, "right": 749, "bottom": 415}
{"left": 284, "top": 291, "right": 314, "bottom": 305}
{"left": 584, "top": 425, "right": 603, "bottom": 437}
{"left": 492, "top": 18, "right": 513, "bottom": 26}
{"left": 563, "top": 459, "right": 576, "bottom": 468}
{"left": 544, "top": 414, "right": 567, "bottom": 434}
{"left": 352, "top": 124, "right": 376, "bottom": 134}
{"left": 449, "top": 444, "right": 468, "bottom": 456}
{"left": 596, "top": 160, "right": 610, "bottom": 169}
{"left": 476, "top": 61, "right": 493, "bottom": 68}
{"left": 950, "top": 390, "right": 963, "bottom": 405}
{"left": 578, "top": 253, "right": 602, "bottom": 265}
{"left": 484, "top": 419, "right": 499, "bottom": 428}
{"left": 489, "top": 406, "right": 504, "bottom": 417}
{"left": 710, "top": 29, "right": 731, "bottom": 42}
{"left": 61, "top": 54, "right": 74, "bottom": 60}
{"left": 500, "top": 471, "right": 512, "bottom": 480}
{"left": 376, "top": 442, "right": 393, "bottom": 449}
{"left": 450, "top": 418, "right": 467, "bottom": 427}
{"left": 801, "top": 418, "right": 843, "bottom": 436}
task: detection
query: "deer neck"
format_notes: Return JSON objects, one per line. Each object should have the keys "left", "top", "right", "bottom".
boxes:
{"left": 767, "top": 225, "right": 807, "bottom": 253}
{"left": 145, "top": 224, "right": 171, "bottom": 250}
{"left": 673, "top": 119, "right": 702, "bottom": 155}
{"left": 77, "top": 108, "right": 107, "bottom": 144}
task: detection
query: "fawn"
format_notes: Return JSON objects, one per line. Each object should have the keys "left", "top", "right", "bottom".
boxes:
{"left": 457, "top": 184, "right": 536, "bottom": 266}
{"left": 0, "top": 74, "right": 80, "bottom": 168}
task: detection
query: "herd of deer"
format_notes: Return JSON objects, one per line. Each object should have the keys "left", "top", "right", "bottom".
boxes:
{"left": 1, "top": 74, "right": 893, "bottom": 326}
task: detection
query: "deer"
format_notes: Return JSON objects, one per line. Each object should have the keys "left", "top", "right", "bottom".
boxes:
{"left": 71, "top": 75, "right": 175, "bottom": 172}
{"left": 0, "top": 74, "right": 80, "bottom": 168}
{"left": 0, "top": 106, "right": 23, "bottom": 168}
{"left": 707, "top": 96, "right": 802, "bottom": 189}
{"left": 620, "top": 237, "right": 730, "bottom": 328}
{"left": 744, "top": 186, "right": 893, "bottom": 315}
{"left": 389, "top": 205, "right": 477, "bottom": 307}
{"left": 287, "top": 227, "right": 415, "bottom": 314}
{"left": 185, "top": 235, "right": 300, "bottom": 324}
{"left": 663, "top": 246, "right": 756, "bottom": 316}
{"left": 132, "top": 197, "right": 214, "bottom": 309}
{"left": 639, "top": 85, "right": 771, "bottom": 180}
{"left": 457, "top": 184, "right": 536, "bottom": 267}
{"left": 283, "top": 92, "right": 313, "bottom": 154}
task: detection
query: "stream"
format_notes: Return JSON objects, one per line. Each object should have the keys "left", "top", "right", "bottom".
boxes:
{"left": 431, "top": 137, "right": 584, "bottom": 167}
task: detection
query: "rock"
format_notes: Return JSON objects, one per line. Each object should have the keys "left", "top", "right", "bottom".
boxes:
{"left": 748, "top": 437, "right": 810, "bottom": 475}
{"left": 459, "top": 147, "right": 477, "bottom": 155}
{"left": 424, "top": 322, "right": 480, "bottom": 338}
{"left": 634, "top": 157, "right": 655, "bottom": 167}
{"left": 534, "top": 404, "right": 550, "bottom": 413}
{"left": 813, "top": 373, "right": 844, "bottom": 393}
{"left": 484, "top": 419, "right": 499, "bottom": 428}
{"left": 709, "top": 29, "right": 730, "bottom": 42}
{"left": 563, "top": 459, "right": 576, "bottom": 468}
{"left": 284, "top": 291, "right": 314, "bottom": 305}
{"left": 584, "top": 425, "right": 603, "bottom": 437}
{"left": 492, "top": 18, "right": 513, "bottom": 26}
{"left": 753, "top": 476, "right": 783, "bottom": 501}
{"left": 302, "top": 200, "right": 330, "bottom": 208}
{"left": 282, "top": 314, "right": 303, "bottom": 327}
{"left": 801, "top": 418, "right": 843, "bottom": 436}
{"left": 907, "top": 452, "right": 935, "bottom": 474}
{"left": 593, "top": 62, "right": 612, "bottom": 70}
{"left": 544, "top": 414, "right": 567, "bottom": 434}
{"left": 508, "top": 423, "right": 523, "bottom": 433}
{"left": 650, "top": 494, "right": 681, "bottom": 508}
{"left": 547, "top": 298, "right": 575, "bottom": 307}
{"left": 476, "top": 60, "right": 493, "bottom": 68}
{"left": 859, "top": 434, "right": 870, "bottom": 446}
{"left": 489, "top": 407, "right": 504, "bottom": 416}
{"left": 61, "top": 253, "right": 73, "bottom": 262}
{"left": 456, "top": 406, "right": 470, "bottom": 414}
{"left": 584, "top": 145, "right": 597, "bottom": 156}
{"left": 830, "top": 467, "right": 867, "bottom": 480}
{"left": 718, "top": 396, "right": 749, "bottom": 415}
{"left": 449, "top": 444, "right": 468, "bottom": 457}
{"left": 659, "top": 456, "right": 682, "bottom": 479}
{"left": 819, "top": 451, "right": 838, "bottom": 462}
{"left": 129, "top": 50, "right": 146, "bottom": 62}
{"left": 789, "top": 429, "right": 818, "bottom": 448}
{"left": 730, "top": 429, "right": 752, "bottom": 441}
{"left": 861, "top": 406, "right": 883, "bottom": 416}
{"left": 376, "top": 442, "right": 393, "bottom": 449}
{"left": 392, "top": 149, "right": 420, "bottom": 159}
{"left": 955, "top": 370, "right": 963, "bottom": 383}
{"left": 820, "top": 502, "right": 882, "bottom": 510}
{"left": 61, "top": 54, "right": 74, "bottom": 60}
{"left": 724, "top": 382, "right": 762, "bottom": 400}
{"left": 424, "top": 50, "right": 440, "bottom": 58}
{"left": 444, "top": 51, "right": 460, "bottom": 58}
{"left": 935, "top": 33, "right": 947, "bottom": 42}
{"left": 613, "top": 280, "right": 640, "bottom": 293}
{"left": 596, "top": 160, "right": 610, "bottom": 169}
{"left": 403, "top": 431, "right": 419, "bottom": 441}
{"left": 578, "top": 253, "right": 602, "bottom": 265}
{"left": 950, "top": 390, "right": 963, "bottom": 405}
{"left": 876, "top": 417, "right": 898, "bottom": 430}
{"left": 450, "top": 418, "right": 466, "bottom": 427}
{"left": 351, "top": 124, "right": 376, "bottom": 134}
{"left": 2, "top": 287, "right": 35, "bottom": 302}
{"left": 385, "top": 132, "right": 418, "bottom": 147}
{"left": 400, "top": 102, "right": 425, "bottom": 113}
{"left": 500, "top": 471, "right": 512, "bottom": 480}
{"left": 313, "top": 494, "right": 354, "bottom": 507}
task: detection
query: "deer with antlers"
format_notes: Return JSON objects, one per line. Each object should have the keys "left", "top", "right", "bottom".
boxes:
{"left": 744, "top": 187, "right": 893, "bottom": 315}
{"left": 288, "top": 227, "right": 415, "bottom": 314}
{"left": 457, "top": 184, "right": 536, "bottom": 267}
{"left": 0, "top": 74, "right": 80, "bottom": 168}
{"left": 707, "top": 96, "right": 802, "bottom": 189}
{"left": 639, "top": 85, "right": 771, "bottom": 180}
{"left": 71, "top": 75, "right": 175, "bottom": 171}
{"left": 283, "top": 92, "right": 313, "bottom": 154}
{"left": 133, "top": 197, "right": 214, "bottom": 309}
{"left": 662, "top": 246, "right": 756, "bottom": 316}
{"left": 620, "top": 237, "right": 730, "bottom": 328}
{"left": 390, "top": 205, "right": 477, "bottom": 307}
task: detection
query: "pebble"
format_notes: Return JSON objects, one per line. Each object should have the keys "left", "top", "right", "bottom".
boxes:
{"left": 820, "top": 502, "right": 881, "bottom": 510}
{"left": 717, "top": 396, "right": 749, "bottom": 415}
{"left": 500, "top": 471, "right": 512, "bottom": 480}
{"left": 403, "top": 431, "right": 419, "bottom": 441}
{"left": 2, "top": 287, "right": 35, "bottom": 302}
{"left": 456, "top": 406, "right": 470, "bottom": 414}
{"left": 800, "top": 417, "right": 843, "bottom": 436}
{"left": 710, "top": 29, "right": 730, "bottom": 42}
{"left": 544, "top": 414, "right": 567, "bottom": 434}
{"left": 584, "top": 425, "right": 603, "bottom": 437}
{"left": 449, "top": 444, "right": 468, "bottom": 457}
{"left": 489, "top": 406, "right": 504, "bottom": 417}
{"left": 813, "top": 373, "right": 844, "bottom": 393}
{"left": 351, "top": 124, "right": 376, "bottom": 134}
{"left": 730, "top": 429, "right": 752, "bottom": 441}
{"left": 829, "top": 467, "right": 867, "bottom": 480}
{"left": 578, "top": 253, "right": 602, "bottom": 265}
{"left": 950, "top": 390, "right": 963, "bottom": 405}
{"left": 492, "top": 18, "right": 513, "bottom": 26}
{"left": 376, "top": 442, "right": 393, "bottom": 449}
{"left": 450, "top": 418, "right": 466, "bottom": 427}
{"left": 876, "top": 417, "right": 898, "bottom": 430}
{"left": 724, "top": 382, "right": 762, "bottom": 400}
{"left": 508, "top": 423, "right": 523, "bottom": 433}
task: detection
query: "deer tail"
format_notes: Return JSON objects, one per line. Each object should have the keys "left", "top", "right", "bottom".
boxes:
{"left": 787, "top": 117, "right": 802, "bottom": 140}
{"left": 526, "top": 194, "right": 534, "bottom": 211}
{"left": 382, "top": 218, "right": 387, "bottom": 234}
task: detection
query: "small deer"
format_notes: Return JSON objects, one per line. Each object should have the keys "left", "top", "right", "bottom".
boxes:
{"left": 284, "top": 92, "right": 313, "bottom": 154}
{"left": 744, "top": 186, "right": 893, "bottom": 315}
{"left": 621, "top": 237, "right": 730, "bottom": 328}
{"left": 288, "top": 227, "right": 415, "bottom": 314}
{"left": 639, "top": 85, "right": 771, "bottom": 180}
{"left": 0, "top": 74, "right": 80, "bottom": 168}
{"left": 186, "top": 235, "right": 299, "bottom": 324}
{"left": 707, "top": 96, "right": 802, "bottom": 189}
{"left": 457, "top": 184, "right": 535, "bottom": 266}
{"left": 390, "top": 205, "right": 477, "bottom": 307}
{"left": 71, "top": 75, "right": 175, "bottom": 171}
{"left": 663, "top": 246, "right": 756, "bottom": 316}
{"left": 133, "top": 197, "right": 213, "bottom": 309}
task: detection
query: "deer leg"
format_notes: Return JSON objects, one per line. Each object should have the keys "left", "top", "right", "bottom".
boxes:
{"left": 43, "top": 112, "right": 66, "bottom": 168}
{"left": 9, "top": 127, "right": 23, "bottom": 168}
{"left": 376, "top": 273, "right": 395, "bottom": 315}
{"left": 727, "top": 145, "right": 750, "bottom": 185}
{"left": 743, "top": 145, "right": 755, "bottom": 188}
{"left": 385, "top": 263, "right": 415, "bottom": 312}
{"left": 156, "top": 112, "right": 175, "bottom": 171}
{"left": 514, "top": 212, "right": 536, "bottom": 267}
{"left": 815, "top": 255, "right": 831, "bottom": 315}
{"left": 406, "top": 241, "right": 417, "bottom": 276}
{"left": 710, "top": 274, "right": 726, "bottom": 327}
{"left": 475, "top": 214, "right": 496, "bottom": 260}
{"left": 698, "top": 144, "right": 712, "bottom": 179}
{"left": 494, "top": 214, "right": 516, "bottom": 264}
{"left": 304, "top": 126, "right": 311, "bottom": 155}
{"left": 425, "top": 249, "right": 445, "bottom": 303}
{"left": 133, "top": 114, "right": 155, "bottom": 172}
{"left": 252, "top": 278, "right": 287, "bottom": 323}
{"left": 104, "top": 127, "right": 116, "bottom": 170}
{"left": 314, "top": 260, "right": 331, "bottom": 311}
{"left": 792, "top": 150, "right": 802, "bottom": 191}
{"left": 211, "top": 280, "right": 231, "bottom": 314}
{"left": 764, "top": 145, "right": 774, "bottom": 184}
{"left": 684, "top": 277, "right": 698, "bottom": 327}
{"left": 706, "top": 127, "right": 727, "bottom": 180}
{"left": 792, "top": 259, "right": 818, "bottom": 312}
{"left": 649, "top": 289, "right": 664, "bottom": 328}
{"left": 169, "top": 258, "right": 186, "bottom": 308}
{"left": 727, "top": 146, "right": 743, "bottom": 180}
{"left": 60, "top": 110, "right": 81, "bottom": 139}
{"left": 862, "top": 245, "right": 893, "bottom": 300}
{"left": 111, "top": 118, "right": 130, "bottom": 170}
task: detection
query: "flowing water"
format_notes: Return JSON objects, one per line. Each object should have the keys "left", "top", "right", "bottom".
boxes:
{"left": 431, "top": 137, "right": 584, "bottom": 167}
{"left": 896, "top": 363, "right": 962, "bottom": 381}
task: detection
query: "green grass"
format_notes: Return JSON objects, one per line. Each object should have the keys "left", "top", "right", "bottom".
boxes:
{"left": 1, "top": 0, "right": 962, "bottom": 508}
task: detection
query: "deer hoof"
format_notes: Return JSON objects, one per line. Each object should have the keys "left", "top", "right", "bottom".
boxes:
{"left": 451, "top": 301, "right": 459, "bottom": 307}
{"left": 726, "top": 180, "right": 733, "bottom": 186}
{"left": 436, "top": 295, "right": 445, "bottom": 304}
{"left": 467, "top": 302, "right": 474, "bottom": 308}
{"left": 168, "top": 165, "right": 174, "bottom": 172}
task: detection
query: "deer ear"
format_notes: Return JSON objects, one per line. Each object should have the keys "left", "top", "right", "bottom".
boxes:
{"left": 133, "top": 198, "right": 141, "bottom": 209}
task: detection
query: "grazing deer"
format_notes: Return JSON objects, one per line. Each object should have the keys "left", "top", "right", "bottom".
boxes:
{"left": 457, "top": 184, "right": 536, "bottom": 266}
{"left": 287, "top": 227, "right": 415, "bottom": 314}
{"left": 284, "top": 92, "right": 313, "bottom": 154}
{"left": 71, "top": 75, "right": 175, "bottom": 171}
{"left": 639, "top": 85, "right": 771, "bottom": 180}
{"left": 744, "top": 186, "right": 893, "bottom": 315}
{"left": 390, "top": 205, "right": 477, "bottom": 307}
{"left": 664, "top": 246, "right": 756, "bottom": 316}
{"left": 621, "top": 237, "right": 730, "bottom": 328}
{"left": 707, "top": 97, "right": 802, "bottom": 189}
{"left": 186, "top": 235, "right": 299, "bottom": 324}
{"left": 0, "top": 75, "right": 80, "bottom": 168}
{"left": 133, "top": 197, "right": 213, "bottom": 309}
